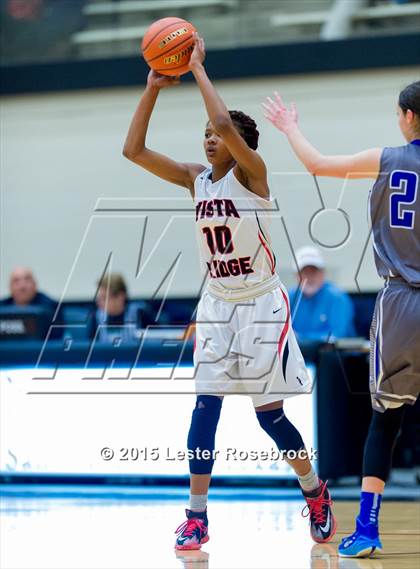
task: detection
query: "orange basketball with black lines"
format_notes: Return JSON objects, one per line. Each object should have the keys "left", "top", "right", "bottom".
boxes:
{"left": 141, "top": 17, "right": 196, "bottom": 76}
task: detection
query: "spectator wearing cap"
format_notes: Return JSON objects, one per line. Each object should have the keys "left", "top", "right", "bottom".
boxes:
{"left": 92, "top": 273, "right": 152, "bottom": 343}
{"left": 289, "top": 246, "right": 356, "bottom": 342}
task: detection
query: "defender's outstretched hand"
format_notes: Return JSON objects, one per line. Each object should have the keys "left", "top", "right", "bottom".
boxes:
{"left": 147, "top": 69, "right": 180, "bottom": 89}
{"left": 262, "top": 92, "right": 298, "bottom": 133}
{"left": 189, "top": 32, "right": 206, "bottom": 69}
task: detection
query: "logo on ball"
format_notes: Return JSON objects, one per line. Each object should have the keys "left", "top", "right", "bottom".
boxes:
{"left": 164, "top": 45, "right": 194, "bottom": 65}
{"left": 158, "top": 27, "right": 188, "bottom": 49}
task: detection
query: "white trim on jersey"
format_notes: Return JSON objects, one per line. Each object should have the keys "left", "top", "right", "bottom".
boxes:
{"left": 375, "top": 280, "right": 389, "bottom": 391}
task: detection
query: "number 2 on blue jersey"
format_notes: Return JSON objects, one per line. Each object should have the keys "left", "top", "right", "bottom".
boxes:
{"left": 389, "top": 170, "right": 418, "bottom": 229}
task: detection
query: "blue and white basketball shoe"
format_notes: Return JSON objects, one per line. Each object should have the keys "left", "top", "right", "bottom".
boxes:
{"left": 338, "top": 517, "right": 383, "bottom": 558}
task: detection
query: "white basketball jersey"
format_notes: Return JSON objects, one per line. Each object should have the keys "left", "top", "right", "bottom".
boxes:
{"left": 194, "top": 168, "right": 278, "bottom": 299}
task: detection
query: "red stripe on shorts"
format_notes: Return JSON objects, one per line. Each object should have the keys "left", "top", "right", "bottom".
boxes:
{"left": 277, "top": 287, "right": 290, "bottom": 358}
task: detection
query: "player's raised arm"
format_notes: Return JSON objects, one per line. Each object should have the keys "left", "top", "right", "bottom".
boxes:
{"left": 263, "top": 92, "right": 381, "bottom": 179}
{"left": 189, "top": 34, "right": 268, "bottom": 197}
{"left": 123, "top": 70, "right": 205, "bottom": 193}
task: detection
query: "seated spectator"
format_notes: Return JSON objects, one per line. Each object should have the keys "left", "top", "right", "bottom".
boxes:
{"left": 289, "top": 246, "right": 356, "bottom": 342}
{"left": 1, "top": 266, "right": 58, "bottom": 309}
{"left": 0, "top": 266, "right": 63, "bottom": 338}
{"left": 92, "top": 273, "right": 152, "bottom": 343}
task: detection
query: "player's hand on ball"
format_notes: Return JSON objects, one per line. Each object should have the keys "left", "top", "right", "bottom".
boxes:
{"left": 262, "top": 92, "right": 298, "bottom": 133}
{"left": 147, "top": 69, "right": 180, "bottom": 89}
{"left": 189, "top": 32, "right": 206, "bottom": 68}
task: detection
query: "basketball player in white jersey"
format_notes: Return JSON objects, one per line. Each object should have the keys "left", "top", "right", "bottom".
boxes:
{"left": 123, "top": 33, "right": 336, "bottom": 550}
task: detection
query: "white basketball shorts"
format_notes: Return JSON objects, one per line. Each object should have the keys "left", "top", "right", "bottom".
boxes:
{"left": 194, "top": 284, "right": 312, "bottom": 407}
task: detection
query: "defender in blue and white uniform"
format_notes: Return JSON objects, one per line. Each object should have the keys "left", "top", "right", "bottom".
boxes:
{"left": 124, "top": 33, "right": 336, "bottom": 552}
{"left": 264, "top": 81, "right": 420, "bottom": 558}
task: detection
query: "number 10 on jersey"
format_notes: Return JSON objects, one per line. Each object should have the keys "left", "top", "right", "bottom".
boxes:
{"left": 202, "top": 226, "right": 234, "bottom": 254}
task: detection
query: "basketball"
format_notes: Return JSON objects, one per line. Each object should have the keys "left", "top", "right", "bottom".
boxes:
{"left": 141, "top": 17, "right": 196, "bottom": 76}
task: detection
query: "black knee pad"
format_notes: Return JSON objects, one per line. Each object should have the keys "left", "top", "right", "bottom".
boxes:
{"left": 187, "top": 395, "right": 222, "bottom": 475}
{"left": 363, "top": 406, "right": 406, "bottom": 482}
{"left": 256, "top": 408, "right": 304, "bottom": 453}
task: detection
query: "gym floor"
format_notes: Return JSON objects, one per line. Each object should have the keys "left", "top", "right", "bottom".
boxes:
{"left": 1, "top": 487, "right": 419, "bottom": 569}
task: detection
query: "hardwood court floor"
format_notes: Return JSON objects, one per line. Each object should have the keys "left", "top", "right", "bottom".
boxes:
{"left": 1, "top": 492, "right": 419, "bottom": 569}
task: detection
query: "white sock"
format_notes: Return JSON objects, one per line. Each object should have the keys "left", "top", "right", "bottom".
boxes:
{"left": 298, "top": 467, "right": 320, "bottom": 493}
{"left": 189, "top": 493, "right": 208, "bottom": 512}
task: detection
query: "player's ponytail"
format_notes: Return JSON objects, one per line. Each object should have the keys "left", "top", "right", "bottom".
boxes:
{"left": 398, "top": 81, "right": 420, "bottom": 118}
{"left": 228, "top": 110, "right": 260, "bottom": 150}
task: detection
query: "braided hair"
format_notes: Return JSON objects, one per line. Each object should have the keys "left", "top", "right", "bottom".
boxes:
{"left": 228, "top": 110, "right": 260, "bottom": 150}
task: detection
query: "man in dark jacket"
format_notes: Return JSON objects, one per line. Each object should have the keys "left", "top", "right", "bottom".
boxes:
{"left": 1, "top": 267, "right": 56, "bottom": 308}
{"left": 0, "top": 267, "right": 63, "bottom": 338}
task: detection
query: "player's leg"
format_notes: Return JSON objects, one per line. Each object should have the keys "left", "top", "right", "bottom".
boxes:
{"left": 175, "top": 394, "right": 223, "bottom": 550}
{"left": 338, "top": 404, "right": 406, "bottom": 558}
{"left": 255, "top": 400, "right": 313, "bottom": 476}
{"left": 176, "top": 293, "right": 234, "bottom": 550}
{"left": 255, "top": 399, "right": 336, "bottom": 543}
{"left": 339, "top": 282, "right": 420, "bottom": 558}
{"left": 238, "top": 285, "right": 336, "bottom": 542}
{"left": 187, "top": 394, "right": 223, "bottom": 511}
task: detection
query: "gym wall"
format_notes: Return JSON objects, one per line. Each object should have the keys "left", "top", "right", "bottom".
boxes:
{"left": 2, "top": 66, "right": 416, "bottom": 300}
